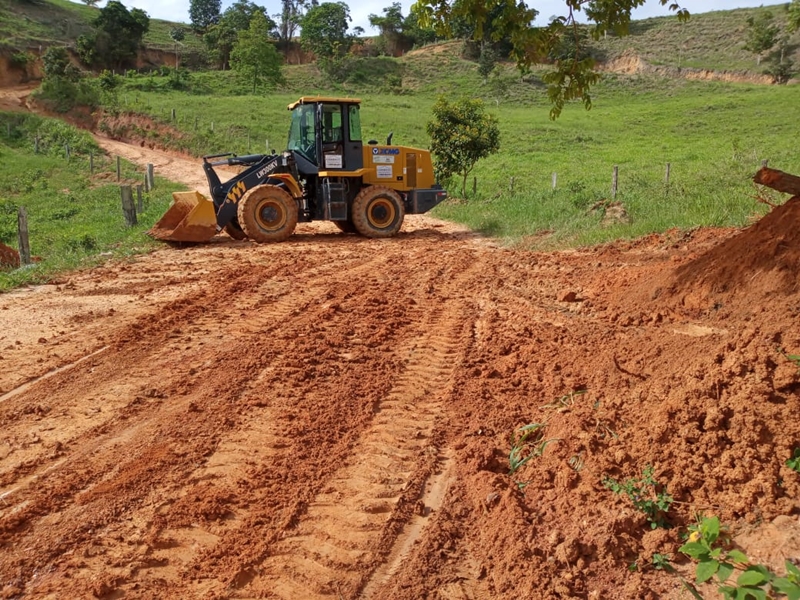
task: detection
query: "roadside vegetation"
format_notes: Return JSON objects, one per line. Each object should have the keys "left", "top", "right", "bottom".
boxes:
{"left": 0, "top": 112, "right": 179, "bottom": 291}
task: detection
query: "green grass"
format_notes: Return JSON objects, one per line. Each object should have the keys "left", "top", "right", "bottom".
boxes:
{"left": 590, "top": 5, "right": 800, "bottom": 74}
{"left": 0, "top": 112, "right": 181, "bottom": 291}
{"left": 0, "top": 0, "right": 204, "bottom": 54}
{"left": 109, "top": 49, "right": 800, "bottom": 248}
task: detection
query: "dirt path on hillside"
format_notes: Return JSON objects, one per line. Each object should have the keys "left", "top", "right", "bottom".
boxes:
{"left": 2, "top": 102, "right": 800, "bottom": 599}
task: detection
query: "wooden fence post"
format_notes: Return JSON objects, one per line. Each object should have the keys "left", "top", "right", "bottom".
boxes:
{"left": 551, "top": 172, "right": 557, "bottom": 190}
{"left": 146, "top": 163, "right": 155, "bottom": 190}
{"left": 194, "top": 116, "right": 198, "bottom": 131}
{"left": 120, "top": 186, "right": 137, "bottom": 226}
{"left": 116, "top": 156, "right": 121, "bottom": 181}
{"left": 171, "top": 108, "right": 176, "bottom": 121}
{"left": 665, "top": 162, "right": 671, "bottom": 186}
{"left": 17, "top": 207, "right": 31, "bottom": 266}
{"left": 761, "top": 159, "right": 769, "bottom": 168}
{"left": 509, "top": 176, "right": 515, "bottom": 192}
{"left": 90, "top": 152, "right": 94, "bottom": 175}
{"left": 612, "top": 165, "right": 619, "bottom": 200}
{"left": 65, "top": 144, "right": 70, "bottom": 161}
{"left": 136, "top": 184, "right": 143, "bottom": 213}
{"left": 144, "top": 173, "right": 150, "bottom": 193}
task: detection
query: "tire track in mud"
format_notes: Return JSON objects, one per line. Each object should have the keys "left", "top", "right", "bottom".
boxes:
{"left": 0, "top": 249, "right": 405, "bottom": 582}
{"left": 237, "top": 261, "right": 479, "bottom": 600}
{"left": 1, "top": 242, "right": 481, "bottom": 598}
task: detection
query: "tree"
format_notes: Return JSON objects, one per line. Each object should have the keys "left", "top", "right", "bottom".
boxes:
{"left": 426, "top": 96, "right": 500, "bottom": 198}
{"left": 170, "top": 26, "right": 185, "bottom": 69}
{"left": 369, "top": 2, "right": 406, "bottom": 55}
{"left": 276, "top": 0, "right": 306, "bottom": 52}
{"left": 76, "top": 1, "right": 150, "bottom": 70}
{"left": 81, "top": 0, "right": 100, "bottom": 6}
{"left": 744, "top": 11, "right": 780, "bottom": 66}
{"left": 412, "top": 0, "right": 689, "bottom": 119}
{"left": 230, "top": 12, "right": 284, "bottom": 93}
{"left": 300, "top": 2, "right": 353, "bottom": 60}
{"left": 189, "top": 0, "right": 221, "bottom": 33}
{"left": 205, "top": 1, "right": 276, "bottom": 69}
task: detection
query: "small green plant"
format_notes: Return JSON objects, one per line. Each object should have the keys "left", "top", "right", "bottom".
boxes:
{"left": 602, "top": 465, "right": 673, "bottom": 529}
{"left": 680, "top": 516, "right": 800, "bottom": 600}
{"left": 779, "top": 347, "right": 800, "bottom": 373}
{"left": 652, "top": 553, "right": 674, "bottom": 572}
{"left": 508, "top": 422, "right": 558, "bottom": 487}
{"left": 786, "top": 448, "right": 800, "bottom": 474}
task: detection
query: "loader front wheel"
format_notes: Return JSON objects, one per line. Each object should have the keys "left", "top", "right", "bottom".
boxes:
{"left": 351, "top": 186, "right": 405, "bottom": 238}
{"left": 238, "top": 185, "right": 298, "bottom": 243}
{"left": 224, "top": 220, "right": 247, "bottom": 240}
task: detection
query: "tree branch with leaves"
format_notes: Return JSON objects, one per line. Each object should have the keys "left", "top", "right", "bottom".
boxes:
{"left": 412, "top": 0, "right": 689, "bottom": 119}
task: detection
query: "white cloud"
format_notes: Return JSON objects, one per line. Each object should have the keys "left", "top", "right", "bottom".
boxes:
{"left": 76, "top": 0, "right": 783, "bottom": 34}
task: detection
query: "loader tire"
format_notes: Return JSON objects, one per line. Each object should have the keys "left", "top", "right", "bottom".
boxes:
{"left": 238, "top": 185, "right": 298, "bottom": 243}
{"left": 351, "top": 186, "right": 405, "bottom": 239}
{"left": 333, "top": 219, "right": 358, "bottom": 234}
{"left": 224, "top": 221, "right": 247, "bottom": 240}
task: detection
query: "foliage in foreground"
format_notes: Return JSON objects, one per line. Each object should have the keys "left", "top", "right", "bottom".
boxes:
{"left": 603, "top": 465, "right": 673, "bottom": 529}
{"left": 680, "top": 516, "right": 800, "bottom": 600}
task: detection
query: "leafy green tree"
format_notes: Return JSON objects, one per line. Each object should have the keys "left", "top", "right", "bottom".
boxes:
{"left": 81, "top": 0, "right": 99, "bottom": 6}
{"left": 276, "top": 0, "right": 307, "bottom": 52}
{"left": 170, "top": 26, "right": 185, "bottom": 69}
{"left": 230, "top": 12, "right": 284, "bottom": 93}
{"left": 300, "top": 2, "right": 353, "bottom": 59}
{"left": 369, "top": 2, "right": 406, "bottom": 55}
{"left": 412, "top": 0, "right": 689, "bottom": 119}
{"left": 401, "top": 11, "right": 436, "bottom": 47}
{"left": 426, "top": 96, "right": 500, "bottom": 198}
{"left": 744, "top": 11, "right": 779, "bottom": 65}
{"left": 76, "top": 1, "right": 150, "bottom": 69}
{"left": 38, "top": 47, "right": 98, "bottom": 112}
{"left": 477, "top": 42, "right": 497, "bottom": 80}
{"left": 189, "top": 0, "right": 221, "bottom": 33}
{"left": 205, "top": 1, "right": 276, "bottom": 69}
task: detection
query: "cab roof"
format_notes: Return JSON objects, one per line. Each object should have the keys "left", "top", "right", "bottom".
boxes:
{"left": 287, "top": 96, "right": 362, "bottom": 110}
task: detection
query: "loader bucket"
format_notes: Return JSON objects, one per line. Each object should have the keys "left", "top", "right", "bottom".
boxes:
{"left": 148, "top": 191, "right": 218, "bottom": 243}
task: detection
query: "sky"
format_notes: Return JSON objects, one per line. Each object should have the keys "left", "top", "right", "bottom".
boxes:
{"left": 79, "top": 0, "right": 782, "bottom": 36}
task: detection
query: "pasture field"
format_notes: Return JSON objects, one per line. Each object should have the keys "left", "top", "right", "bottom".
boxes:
{"left": 114, "top": 61, "right": 800, "bottom": 247}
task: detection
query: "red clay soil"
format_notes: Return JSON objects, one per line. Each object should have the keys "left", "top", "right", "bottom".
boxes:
{"left": 1, "top": 148, "right": 799, "bottom": 598}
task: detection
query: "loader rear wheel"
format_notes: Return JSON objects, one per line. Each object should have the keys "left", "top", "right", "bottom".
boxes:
{"left": 238, "top": 185, "right": 298, "bottom": 243}
{"left": 351, "top": 186, "right": 405, "bottom": 239}
{"left": 224, "top": 221, "right": 247, "bottom": 240}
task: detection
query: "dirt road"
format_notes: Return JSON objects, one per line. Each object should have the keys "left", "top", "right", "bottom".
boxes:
{"left": 2, "top": 124, "right": 800, "bottom": 599}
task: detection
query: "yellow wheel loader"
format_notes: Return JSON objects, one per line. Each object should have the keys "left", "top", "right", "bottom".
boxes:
{"left": 148, "top": 97, "right": 447, "bottom": 243}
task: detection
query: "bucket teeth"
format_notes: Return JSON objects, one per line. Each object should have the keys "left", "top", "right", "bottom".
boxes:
{"left": 148, "top": 191, "right": 218, "bottom": 243}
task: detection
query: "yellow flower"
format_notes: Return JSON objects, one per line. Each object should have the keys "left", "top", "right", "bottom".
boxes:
{"left": 688, "top": 531, "right": 701, "bottom": 542}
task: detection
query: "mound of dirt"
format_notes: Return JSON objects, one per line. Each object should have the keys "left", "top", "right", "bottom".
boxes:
{"left": 0, "top": 242, "right": 20, "bottom": 268}
{"left": 666, "top": 197, "right": 800, "bottom": 312}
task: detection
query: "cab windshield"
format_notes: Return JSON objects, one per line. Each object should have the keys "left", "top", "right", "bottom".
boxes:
{"left": 287, "top": 104, "right": 317, "bottom": 163}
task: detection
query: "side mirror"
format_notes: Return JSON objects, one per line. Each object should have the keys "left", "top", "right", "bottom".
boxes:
{"left": 386, "top": 132, "right": 393, "bottom": 145}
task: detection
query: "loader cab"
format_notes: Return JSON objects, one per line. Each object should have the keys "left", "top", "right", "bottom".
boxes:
{"left": 287, "top": 97, "right": 364, "bottom": 172}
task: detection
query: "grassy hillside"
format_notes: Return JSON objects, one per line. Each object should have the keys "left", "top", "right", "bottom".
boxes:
{"left": 591, "top": 4, "right": 800, "bottom": 72}
{"left": 0, "top": 0, "right": 204, "bottom": 53}
{"left": 1, "top": 0, "right": 798, "bottom": 79}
